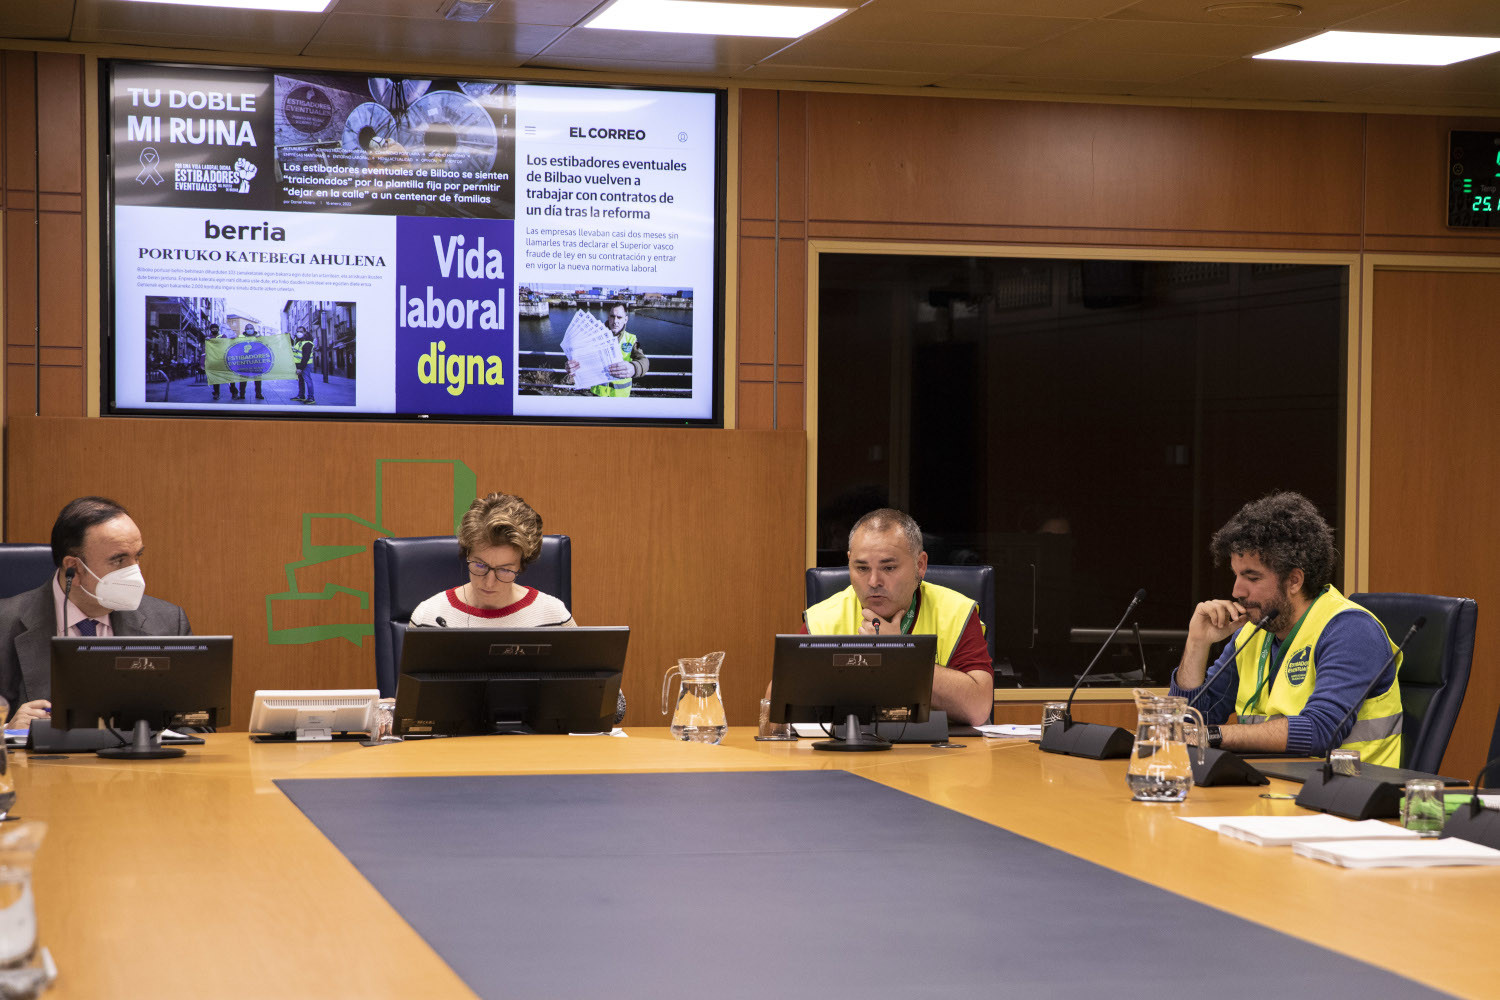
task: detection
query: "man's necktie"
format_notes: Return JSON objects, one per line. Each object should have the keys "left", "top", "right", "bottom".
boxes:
{"left": 75, "top": 618, "right": 98, "bottom": 637}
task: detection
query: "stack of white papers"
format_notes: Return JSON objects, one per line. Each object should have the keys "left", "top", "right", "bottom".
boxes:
{"left": 559, "top": 311, "right": 622, "bottom": 389}
{"left": 976, "top": 724, "right": 1041, "bottom": 738}
{"left": 1179, "top": 814, "right": 1417, "bottom": 846}
{"left": 1294, "top": 838, "right": 1500, "bottom": 868}
{"left": 1220, "top": 815, "right": 1419, "bottom": 847}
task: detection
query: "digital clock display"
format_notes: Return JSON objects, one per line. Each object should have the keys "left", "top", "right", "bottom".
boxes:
{"left": 1448, "top": 130, "right": 1500, "bottom": 228}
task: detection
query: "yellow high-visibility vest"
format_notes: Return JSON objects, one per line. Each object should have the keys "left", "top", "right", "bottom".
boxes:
{"left": 803, "top": 580, "right": 980, "bottom": 667}
{"left": 1233, "top": 586, "right": 1402, "bottom": 766}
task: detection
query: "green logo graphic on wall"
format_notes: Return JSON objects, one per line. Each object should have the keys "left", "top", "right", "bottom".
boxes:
{"left": 265, "top": 459, "right": 477, "bottom": 645}
{"left": 1285, "top": 647, "right": 1311, "bottom": 686}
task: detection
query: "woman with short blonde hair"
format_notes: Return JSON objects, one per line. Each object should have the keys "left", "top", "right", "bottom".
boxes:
{"left": 407, "top": 492, "right": 627, "bottom": 724}
{"left": 410, "top": 492, "right": 571, "bottom": 628}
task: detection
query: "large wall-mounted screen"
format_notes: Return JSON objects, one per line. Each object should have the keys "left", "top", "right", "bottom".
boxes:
{"left": 104, "top": 61, "right": 723, "bottom": 424}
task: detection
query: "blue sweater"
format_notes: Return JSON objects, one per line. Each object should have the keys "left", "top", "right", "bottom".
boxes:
{"left": 1169, "top": 611, "right": 1396, "bottom": 755}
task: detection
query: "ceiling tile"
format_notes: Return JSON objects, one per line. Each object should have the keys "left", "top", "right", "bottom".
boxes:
{"left": 303, "top": 13, "right": 566, "bottom": 63}
{"left": 0, "top": 0, "right": 74, "bottom": 39}
{"left": 933, "top": 73, "right": 1162, "bottom": 95}
{"left": 71, "top": 0, "right": 322, "bottom": 53}
{"left": 327, "top": 0, "right": 443, "bottom": 17}
{"left": 809, "top": 9, "right": 1080, "bottom": 47}
{"left": 969, "top": 47, "right": 1230, "bottom": 82}
{"left": 760, "top": 37, "right": 1015, "bottom": 75}
{"left": 1348, "top": 54, "right": 1500, "bottom": 93}
{"left": 1337, "top": 0, "right": 1500, "bottom": 34}
{"left": 1142, "top": 56, "right": 1425, "bottom": 101}
{"left": 880, "top": 0, "right": 1131, "bottom": 14}
{"left": 525, "top": 55, "right": 744, "bottom": 76}
{"left": 736, "top": 63, "right": 950, "bottom": 87}
{"left": 1107, "top": 0, "right": 1393, "bottom": 29}
{"left": 536, "top": 25, "right": 786, "bottom": 63}
{"left": 1032, "top": 17, "right": 1313, "bottom": 57}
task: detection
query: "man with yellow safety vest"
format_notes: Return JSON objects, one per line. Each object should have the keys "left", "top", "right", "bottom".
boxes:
{"left": 800, "top": 508, "right": 995, "bottom": 728}
{"left": 1171, "top": 492, "right": 1403, "bottom": 765}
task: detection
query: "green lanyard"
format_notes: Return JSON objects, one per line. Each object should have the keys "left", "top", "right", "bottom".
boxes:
{"left": 1247, "top": 601, "right": 1315, "bottom": 714}
{"left": 899, "top": 590, "right": 919, "bottom": 635}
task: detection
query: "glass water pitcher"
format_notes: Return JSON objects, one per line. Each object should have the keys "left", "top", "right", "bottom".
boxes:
{"left": 1126, "top": 690, "right": 1205, "bottom": 803}
{"left": 662, "top": 651, "right": 727, "bottom": 744}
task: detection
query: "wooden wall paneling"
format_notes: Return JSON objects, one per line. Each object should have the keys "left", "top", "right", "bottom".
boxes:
{"left": 774, "top": 89, "right": 806, "bottom": 225}
{"left": 4, "top": 355, "right": 36, "bottom": 417}
{"left": 35, "top": 54, "right": 83, "bottom": 199}
{"left": 1369, "top": 269, "right": 1500, "bottom": 780}
{"left": 3, "top": 54, "right": 36, "bottom": 195}
{"left": 4, "top": 208, "right": 36, "bottom": 418}
{"left": 36, "top": 362, "right": 83, "bottom": 417}
{"left": 0, "top": 52, "right": 7, "bottom": 205}
{"left": 736, "top": 371, "right": 773, "bottom": 430}
{"left": 804, "top": 221, "right": 1365, "bottom": 252}
{"left": 775, "top": 236, "right": 805, "bottom": 372}
{"left": 2, "top": 209, "right": 34, "bottom": 349}
{"left": 33, "top": 54, "right": 86, "bottom": 415}
{"left": 38, "top": 210, "right": 82, "bottom": 350}
{"left": 775, "top": 379, "right": 804, "bottom": 432}
{"left": 993, "top": 702, "right": 1137, "bottom": 730}
{"left": 3, "top": 52, "right": 39, "bottom": 425}
{"left": 737, "top": 236, "right": 775, "bottom": 365}
{"left": 802, "top": 95, "right": 1366, "bottom": 237}
{"left": 738, "top": 89, "right": 778, "bottom": 222}
{"left": 5, "top": 417, "right": 806, "bottom": 731}
{"left": 1364, "top": 114, "right": 1500, "bottom": 242}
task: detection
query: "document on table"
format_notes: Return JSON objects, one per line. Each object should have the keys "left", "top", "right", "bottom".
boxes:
{"left": 976, "top": 724, "right": 1041, "bottom": 738}
{"left": 560, "top": 311, "right": 622, "bottom": 389}
{"left": 1179, "top": 814, "right": 1419, "bottom": 846}
{"left": 1294, "top": 838, "right": 1500, "bottom": 868}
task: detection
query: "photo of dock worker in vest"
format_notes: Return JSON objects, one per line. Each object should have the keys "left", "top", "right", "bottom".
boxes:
{"left": 292, "top": 327, "right": 317, "bottom": 405}
{"left": 798, "top": 508, "right": 995, "bottom": 728}
{"left": 208, "top": 323, "right": 234, "bottom": 401}
{"left": 565, "top": 301, "right": 649, "bottom": 397}
{"left": 1169, "top": 491, "right": 1403, "bottom": 764}
{"left": 235, "top": 322, "right": 265, "bottom": 402}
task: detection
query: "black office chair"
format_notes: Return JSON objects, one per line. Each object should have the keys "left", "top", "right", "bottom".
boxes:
{"left": 372, "top": 535, "right": 572, "bottom": 697}
{"left": 804, "top": 565, "right": 996, "bottom": 662}
{"left": 1349, "top": 591, "right": 1477, "bottom": 773}
{"left": 0, "top": 544, "right": 56, "bottom": 600}
{"left": 1485, "top": 702, "right": 1500, "bottom": 789}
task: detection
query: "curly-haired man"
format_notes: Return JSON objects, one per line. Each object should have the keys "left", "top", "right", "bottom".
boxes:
{"left": 1169, "top": 491, "right": 1403, "bottom": 765}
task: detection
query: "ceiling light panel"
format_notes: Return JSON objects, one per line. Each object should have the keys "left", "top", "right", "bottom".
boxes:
{"left": 1255, "top": 30, "right": 1500, "bottom": 66}
{"left": 586, "top": 0, "right": 846, "bottom": 39}
{"left": 118, "top": 0, "right": 333, "bottom": 11}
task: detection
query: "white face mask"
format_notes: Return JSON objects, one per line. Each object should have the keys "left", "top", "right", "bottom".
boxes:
{"left": 77, "top": 561, "right": 146, "bottom": 612}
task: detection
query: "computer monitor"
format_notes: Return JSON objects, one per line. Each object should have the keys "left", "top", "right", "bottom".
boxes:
{"left": 394, "top": 627, "right": 628, "bottom": 736}
{"left": 248, "top": 689, "right": 381, "bottom": 742}
{"left": 50, "top": 636, "right": 233, "bottom": 760}
{"left": 768, "top": 633, "right": 937, "bottom": 752}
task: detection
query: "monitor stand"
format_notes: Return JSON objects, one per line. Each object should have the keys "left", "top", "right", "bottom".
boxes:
{"left": 812, "top": 712, "right": 893, "bottom": 752}
{"left": 97, "top": 719, "right": 185, "bottom": 760}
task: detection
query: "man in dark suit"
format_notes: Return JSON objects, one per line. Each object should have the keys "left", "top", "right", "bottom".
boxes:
{"left": 0, "top": 496, "right": 190, "bottom": 727}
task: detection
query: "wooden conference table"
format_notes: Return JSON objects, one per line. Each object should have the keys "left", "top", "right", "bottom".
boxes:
{"left": 19, "top": 730, "right": 1500, "bottom": 999}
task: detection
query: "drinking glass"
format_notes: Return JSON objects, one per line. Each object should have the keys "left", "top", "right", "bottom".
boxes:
{"left": 1040, "top": 702, "right": 1068, "bottom": 738}
{"left": 1401, "top": 778, "right": 1445, "bottom": 837}
{"left": 1329, "top": 748, "right": 1361, "bottom": 776}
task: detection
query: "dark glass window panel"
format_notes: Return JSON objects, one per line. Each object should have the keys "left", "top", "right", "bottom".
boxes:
{"left": 816, "top": 255, "right": 1347, "bottom": 688}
